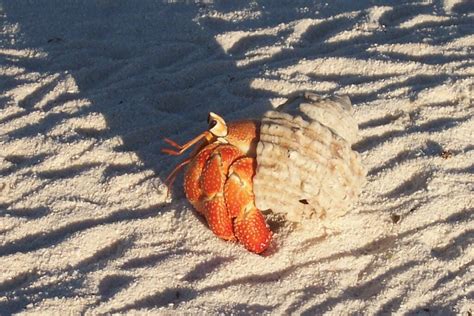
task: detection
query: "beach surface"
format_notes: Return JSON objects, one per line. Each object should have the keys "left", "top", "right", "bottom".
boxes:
{"left": 0, "top": 1, "right": 473, "bottom": 314}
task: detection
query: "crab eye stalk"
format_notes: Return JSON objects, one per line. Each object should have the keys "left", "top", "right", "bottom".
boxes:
{"left": 207, "top": 112, "right": 228, "bottom": 137}
{"left": 209, "top": 119, "right": 217, "bottom": 129}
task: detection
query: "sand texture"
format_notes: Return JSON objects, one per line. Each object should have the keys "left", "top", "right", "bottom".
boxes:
{"left": 0, "top": 1, "right": 473, "bottom": 314}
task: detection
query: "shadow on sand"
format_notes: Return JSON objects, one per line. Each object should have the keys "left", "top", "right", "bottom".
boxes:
{"left": 0, "top": 0, "right": 472, "bottom": 313}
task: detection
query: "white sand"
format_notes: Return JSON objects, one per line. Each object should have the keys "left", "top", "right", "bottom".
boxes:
{"left": 0, "top": 1, "right": 473, "bottom": 314}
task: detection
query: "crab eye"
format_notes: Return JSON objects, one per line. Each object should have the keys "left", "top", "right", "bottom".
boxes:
{"left": 209, "top": 120, "right": 217, "bottom": 129}
{"left": 207, "top": 112, "right": 228, "bottom": 137}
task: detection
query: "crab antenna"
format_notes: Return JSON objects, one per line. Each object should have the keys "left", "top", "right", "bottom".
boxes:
{"left": 162, "top": 130, "right": 215, "bottom": 196}
{"left": 163, "top": 157, "right": 193, "bottom": 198}
{"left": 161, "top": 131, "right": 213, "bottom": 156}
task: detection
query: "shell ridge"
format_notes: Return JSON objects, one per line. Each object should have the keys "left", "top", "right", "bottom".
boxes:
{"left": 254, "top": 93, "right": 366, "bottom": 222}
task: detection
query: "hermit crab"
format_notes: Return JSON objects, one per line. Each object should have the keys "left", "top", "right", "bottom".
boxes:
{"left": 162, "top": 92, "right": 366, "bottom": 254}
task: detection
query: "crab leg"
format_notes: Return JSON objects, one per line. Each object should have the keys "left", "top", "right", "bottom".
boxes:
{"left": 225, "top": 157, "right": 272, "bottom": 253}
{"left": 198, "top": 145, "right": 243, "bottom": 240}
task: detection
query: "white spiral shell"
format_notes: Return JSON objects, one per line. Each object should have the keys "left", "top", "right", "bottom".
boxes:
{"left": 253, "top": 92, "right": 366, "bottom": 222}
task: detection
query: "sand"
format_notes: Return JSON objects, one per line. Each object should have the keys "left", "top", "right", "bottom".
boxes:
{"left": 0, "top": 0, "right": 473, "bottom": 314}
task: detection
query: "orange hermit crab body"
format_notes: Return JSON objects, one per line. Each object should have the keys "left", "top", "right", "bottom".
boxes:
{"left": 162, "top": 113, "right": 272, "bottom": 253}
